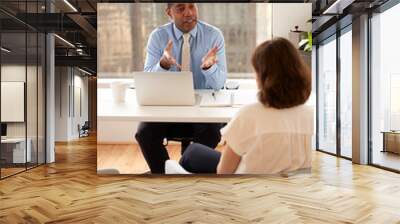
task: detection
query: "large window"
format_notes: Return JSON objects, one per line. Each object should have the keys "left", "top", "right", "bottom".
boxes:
{"left": 97, "top": 3, "right": 312, "bottom": 78}
{"left": 339, "top": 28, "right": 352, "bottom": 158}
{"left": 316, "top": 25, "right": 353, "bottom": 159}
{"left": 370, "top": 3, "right": 400, "bottom": 171}
{"left": 98, "top": 3, "right": 270, "bottom": 78}
{"left": 317, "top": 36, "right": 337, "bottom": 154}
{"left": 311, "top": 45, "right": 317, "bottom": 150}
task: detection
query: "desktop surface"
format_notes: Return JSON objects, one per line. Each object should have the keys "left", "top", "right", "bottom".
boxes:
{"left": 97, "top": 79, "right": 258, "bottom": 143}
{"left": 98, "top": 88, "right": 257, "bottom": 123}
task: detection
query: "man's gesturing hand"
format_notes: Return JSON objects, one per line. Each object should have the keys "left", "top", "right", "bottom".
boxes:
{"left": 160, "top": 40, "right": 181, "bottom": 70}
{"left": 201, "top": 46, "right": 218, "bottom": 70}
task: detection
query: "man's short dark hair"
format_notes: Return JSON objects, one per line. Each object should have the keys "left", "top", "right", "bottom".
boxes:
{"left": 167, "top": 3, "right": 196, "bottom": 9}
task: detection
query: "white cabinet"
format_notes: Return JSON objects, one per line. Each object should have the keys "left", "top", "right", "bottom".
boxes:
{"left": 1, "top": 138, "right": 32, "bottom": 163}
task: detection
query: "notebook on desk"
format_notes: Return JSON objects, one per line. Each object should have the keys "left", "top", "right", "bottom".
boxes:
{"left": 199, "top": 90, "right": 258, "bottom": 107}
{"left": 199, "top": 91, "right": 233, "bottom": 107}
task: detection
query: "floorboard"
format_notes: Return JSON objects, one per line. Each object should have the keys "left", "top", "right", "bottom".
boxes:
{"left": 1, "top": 135, "right": 400, "bottom": 223}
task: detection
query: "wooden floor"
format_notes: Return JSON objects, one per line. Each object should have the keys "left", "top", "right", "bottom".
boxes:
{"left": 1, "top": 136, "right": 400, "bottom": 223}
{"left": 97, "top": 143, "right": 223, "bottom": 174}
{"left": 1, "top": 164, "right": 46, "bottom": 178}
{"left": 372, "top": 150, "right": 400, "bottom": 171}
{"left": 1, "top": 167, "right": 26, "bottom": 178}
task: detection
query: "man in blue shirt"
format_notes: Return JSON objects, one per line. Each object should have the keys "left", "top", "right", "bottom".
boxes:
{"left": 135, "top": 3, "right": 227, "bottom": 173}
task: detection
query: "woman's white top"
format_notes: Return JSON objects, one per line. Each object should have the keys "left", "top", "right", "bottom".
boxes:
{"left": 220, "top": 102, "right": 314, "bottom": 174}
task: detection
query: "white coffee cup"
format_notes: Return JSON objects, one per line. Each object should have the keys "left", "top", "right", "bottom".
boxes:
{"left": 111, "top": 81, "right": 128, "bottom": 103}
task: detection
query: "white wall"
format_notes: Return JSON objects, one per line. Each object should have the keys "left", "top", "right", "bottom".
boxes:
{"left": 1, "top": 82, "right": 25, "bottom": 122}
{"left": 71, "top": 74, "right": 89, "bottom": 138}
{"left": 272, "top": 3, "right": 312, "bottom": 40}
{"left": 55, "top": 67, "right": 70, "bottom": 141}
{"left": 55, "top": 67, "right": 89, "bottom": 141}
{"left": 1, "top": 65, "right": 26, "bottom": 81}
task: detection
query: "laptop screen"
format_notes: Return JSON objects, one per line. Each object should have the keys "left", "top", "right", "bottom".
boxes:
{"left": 1, "top": 123, "right": 7, "bottom": 137}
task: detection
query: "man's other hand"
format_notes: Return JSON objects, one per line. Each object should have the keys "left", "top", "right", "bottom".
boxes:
{"left": 201, "top": 46, "right": 218, "bottom": 70}
{"left": 160, "top": 40, "right": 181, "bottom": 70}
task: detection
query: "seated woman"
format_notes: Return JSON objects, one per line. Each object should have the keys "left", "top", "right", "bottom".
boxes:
{"left": 178, "top": 37, "right": 314, "bottom": 174}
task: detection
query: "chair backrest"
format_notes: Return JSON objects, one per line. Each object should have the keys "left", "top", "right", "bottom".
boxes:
{"left": 82, "top": 121, "right": 90, "bottom": 129}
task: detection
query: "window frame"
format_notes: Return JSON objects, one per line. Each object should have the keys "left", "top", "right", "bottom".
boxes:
{"left": 368, "top": 0, "right": 400, "bottom": 173}
{"left": 315, "top": 23, "right": 353, "bottom": 160}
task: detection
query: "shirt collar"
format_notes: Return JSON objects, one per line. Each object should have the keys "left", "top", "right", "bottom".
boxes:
{"left": 173, "top": 22, "right": 198, "bottom": 41}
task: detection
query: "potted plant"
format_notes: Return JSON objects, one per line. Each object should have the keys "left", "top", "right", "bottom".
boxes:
{"left": 298, "top": 31, "right": 312, "bottom": 52}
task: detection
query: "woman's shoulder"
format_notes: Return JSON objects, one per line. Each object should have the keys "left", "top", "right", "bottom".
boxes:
{"left": 236, "top": 102, "right": 313, "bottom": 117}
{"left": 235, "top": 103, "right": 314, "bottom": 130}
{"left": 235, "top": 102, "right": 264, "bottom": 116}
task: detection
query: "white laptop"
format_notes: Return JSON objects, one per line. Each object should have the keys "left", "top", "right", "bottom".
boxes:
{"left": 134, "top": 72, "right": 196, "bottom": 106}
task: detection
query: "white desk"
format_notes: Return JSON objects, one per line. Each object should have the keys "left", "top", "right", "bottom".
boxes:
{"left": 1, "top": 138, "right": 31, "bottom": 163}
{"left": 97, "top": 87, "right": 257, "bottom": 143}
{"left": 98, "top": 89, "right": 257, "bottom": 123}
{"left": 1, "top": 138, "right": 26, "bottom": 144}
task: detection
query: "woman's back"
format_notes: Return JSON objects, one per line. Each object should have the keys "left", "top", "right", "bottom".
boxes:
{"left": 221, "top": 102, "right": 314, "bottom": 174}
{"left": 178, "top": 37, "right": 313, "bottom": 175}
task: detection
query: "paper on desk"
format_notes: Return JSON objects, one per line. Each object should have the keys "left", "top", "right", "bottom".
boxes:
{"left": 199, "top": 92, "right": 233, "bottom": 107}
{"left": 232, "top": 90, "right": 258, "bottom": 105}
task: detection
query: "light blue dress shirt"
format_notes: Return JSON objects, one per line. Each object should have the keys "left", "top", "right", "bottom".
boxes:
{"left": 144, "top": 21, "right": 227, "bottom": 90}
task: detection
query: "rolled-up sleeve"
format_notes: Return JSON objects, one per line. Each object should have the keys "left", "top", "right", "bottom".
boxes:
{"left": 220, "top": 108, "right": 252, "bottom": 156}
{"left": 144, "top": 30, "right": 169, "bottom": 72}
{"left": 202, "top": 30, "right": 227, "bottom": 90}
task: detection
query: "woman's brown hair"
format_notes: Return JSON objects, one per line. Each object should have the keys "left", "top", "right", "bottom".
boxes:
{"left": 251, "top": 37, "right": 311, "bottom": 109}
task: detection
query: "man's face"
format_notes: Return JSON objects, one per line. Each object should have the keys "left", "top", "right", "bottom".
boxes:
{"left": 166, "top": 3, "right": 198, "bottom": 33}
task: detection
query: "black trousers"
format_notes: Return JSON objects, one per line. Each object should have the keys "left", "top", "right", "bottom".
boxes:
{"left": 179, "top": 143, "right": 221, "bottom": 173}
{"left": 135, "top": 122, "right": 222, "bottom": 173}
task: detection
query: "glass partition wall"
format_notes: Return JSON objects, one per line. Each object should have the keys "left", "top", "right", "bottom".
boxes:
{"left": 370, "top": 2, "right": 400, "bottom": 171}
{"left": 317, "top": 35, "right": 337, "bottom": 155}
{"left": 316, "top": 26, "right": 353, "bottom": 159}
{"left": 0, "top": 2, "right": 46, "bottom": 179}
{"left": 339, "top": 27, "right": 352, "bottom": 159}
{"left": 0, "top": 30, "right": 27, "bottom": 177}
{"left": 315, "top": 0, "right": 400, "bottom": 172}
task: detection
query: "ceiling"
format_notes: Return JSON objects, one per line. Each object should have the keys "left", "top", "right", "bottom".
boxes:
{"left": 0, "top": 0, "right": 394, "bottom": 75}
{"left": 1, "top": 0, "right": 98, "bottom": 74}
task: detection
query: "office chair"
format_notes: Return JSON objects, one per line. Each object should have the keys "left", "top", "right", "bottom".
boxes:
{"left": 163, "top": 123, "right": 226, "bottom": 155}
{"left": 162, "top": 124, "right": 195, "bottom": 155}
{"left": 79, "top": 121, "right": 90, "bottom": 138}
